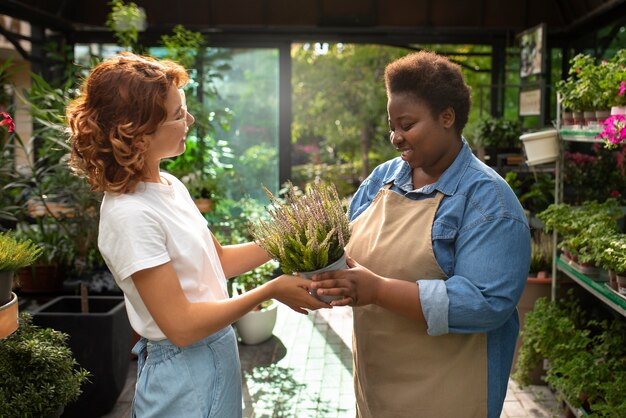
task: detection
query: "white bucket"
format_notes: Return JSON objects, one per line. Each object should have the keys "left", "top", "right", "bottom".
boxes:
{"left": 520, "top": 129, "right": 559, "bottom": 166}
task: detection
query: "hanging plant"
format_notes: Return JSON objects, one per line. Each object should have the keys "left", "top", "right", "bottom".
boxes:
{"left": 106, "top": 0, "right": 147, "bottom": 50}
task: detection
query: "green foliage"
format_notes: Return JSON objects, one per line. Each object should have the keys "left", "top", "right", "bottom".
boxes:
{"left": 106, "top": 0, "right": 146, "bottom": 51}
{"left": 15, "top": 69, "right": 104, "bottom": 274}
{"left": 505, "top": 171, "right": 555, "bottom": 215}
{"left": 250, "top": 181, "right": 350, "bottom": 274}
{"left": 563, "top": 146, "right": 626, "bottom": 205}
{"left": 0, "top": 313, "right": 90, "bottom": 417}
{"left": 0, "top": 231, "right": 42, "bottom": 271}
{"left": 291, "top": 162, "right": 359, "bottom": 198}
{"left": 529, "top": 231, "right": 553, "bottom": 275}
{"left": 291, "top": 44, "right": 407, "bottom": 179}
{"left": 513, "top": 295, "right": 626, "bottom": 416}
{"left": 157, "top": 27, "right": 234, "bottom": 202}
{"left": 165, "top": 136, "right": 233, "bottom": 199}
{"left": 233, "top": 260, "right": 279, "bottom": 292}
{"left": 537, "top": 199, "right": 621, "bottom": 239}
{"left": 475, "top": 116, "right": 523, "bottom": 148}
{"left": 13, "top": 220, "right": 77, "bottom": 267}
{"left": 537, "top": 199, "right": 622, "bottom": 265}
{"left": 206, "top": 197, "right": 268, "bottom": 245}
{"left": 557, "top": 51, "right": 626, "bottom": 111}
{"left": 160, "top": 25, "right": 205, "bottom": 69}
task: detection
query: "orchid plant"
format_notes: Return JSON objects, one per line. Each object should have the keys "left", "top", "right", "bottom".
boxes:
{"left": 250, "top": 181, "right": 350, "bottom": 275}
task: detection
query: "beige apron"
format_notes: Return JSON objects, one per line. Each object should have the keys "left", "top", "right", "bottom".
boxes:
{"left": 347, "top": 185, "right": 487, "bottom": 418}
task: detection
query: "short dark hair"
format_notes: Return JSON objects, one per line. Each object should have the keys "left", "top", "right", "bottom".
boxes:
{"left": 384, "top": 51, "right": 471, "bottom": 133}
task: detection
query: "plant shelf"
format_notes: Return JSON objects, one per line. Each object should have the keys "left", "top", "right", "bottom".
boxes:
{"left": 560, "top": 391, "right": 589, "bottom": 418}
{"left": 558, "top": 129, "right": 602, "bottom": 143}
{"left": 556, "top": 256, "right": 626, "bottom": 318}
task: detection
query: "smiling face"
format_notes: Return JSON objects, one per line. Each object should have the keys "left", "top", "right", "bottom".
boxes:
{"left": 387, "top": 92, "right": 461, "bottom": 175}
{"left": 144, "top": 84, "right": 195, "bottom": 166}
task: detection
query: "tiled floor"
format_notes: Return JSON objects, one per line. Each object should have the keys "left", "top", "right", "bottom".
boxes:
{"left": 103, "top": 305, "right": 562, "bottom": 418}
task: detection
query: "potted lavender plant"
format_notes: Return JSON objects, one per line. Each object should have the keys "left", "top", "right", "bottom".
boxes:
{"left": 250, "top": 181, "right": 351, "bottom": 302}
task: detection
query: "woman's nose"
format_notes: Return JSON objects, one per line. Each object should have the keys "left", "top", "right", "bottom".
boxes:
{"left": 390, "top": 131, "right": 402, "bottom": 146}
{"left": 186, "top": 111, "right": 195, "bottom": 126}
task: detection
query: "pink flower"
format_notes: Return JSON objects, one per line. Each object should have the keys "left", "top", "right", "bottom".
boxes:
{"left": 620, "top": 80, "right": 626, "bottom": 96}
{"left": 0, "top": 112, "right": 15, "bottom": 133}
{"left": 596, "top": 114, "right": 626, "bottom": 148}
{"left": 611, "top": 190, "right": 621, "bottom": 198}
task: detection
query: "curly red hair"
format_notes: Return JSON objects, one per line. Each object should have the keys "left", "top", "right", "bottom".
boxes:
{"left": 67, "top": 52, "right": 189, "bottom": 194}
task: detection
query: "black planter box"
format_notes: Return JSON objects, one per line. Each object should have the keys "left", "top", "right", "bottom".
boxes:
{"left": 33, "top": 296, "right": 132, "bottom": 418}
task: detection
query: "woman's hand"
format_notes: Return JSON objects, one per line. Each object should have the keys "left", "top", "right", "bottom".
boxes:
{"left": 267, "top": 275, "right": 331, "bottom": 314}
{"left": 309, "top": 256, "right": 383, "bottom": 307}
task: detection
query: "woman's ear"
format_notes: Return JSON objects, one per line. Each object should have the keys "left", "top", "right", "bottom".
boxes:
{"left": 440, "top": 107, "right": 456, "bottom": 129}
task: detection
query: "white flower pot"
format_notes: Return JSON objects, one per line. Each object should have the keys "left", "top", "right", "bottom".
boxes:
{"left": 297, "top": 253, "right": 348, "bottom": 303}
{"left": 235, "top": 300, "right": 278, "bottom": 345}
{"left": 520, "top": 129, "right": 559, "bottom": 166}
{"left": 610, "top": 106, "right": 626, "bottom": 116}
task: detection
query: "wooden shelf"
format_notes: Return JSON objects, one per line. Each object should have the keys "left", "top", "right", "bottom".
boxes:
{"left": 556, "top": 256, "right": 626, "bottom": 318}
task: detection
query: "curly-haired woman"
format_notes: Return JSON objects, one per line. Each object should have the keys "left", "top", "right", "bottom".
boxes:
{"left": 311, "top": 51, "right": 531, "bottom": 418}
{"left": 67, "top": 52, "right": 328, "bottom": 417}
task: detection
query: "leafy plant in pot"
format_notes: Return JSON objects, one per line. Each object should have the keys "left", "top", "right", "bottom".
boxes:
{"left": 250, "top": 181, "right": 351, "bottom": 303}
{"left": 231, "top": 260, "right": 280, "bottom": 345}
{"left": 0, "top": 230, "right": 42, "bottom": 305}
{"left": 0, "top": 312, "right": 90, "bottom": 418}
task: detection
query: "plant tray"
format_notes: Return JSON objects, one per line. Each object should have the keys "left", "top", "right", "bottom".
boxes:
{"left": 559, "top": 254, "right": 609, "bottom": 281}
{"left": 604, "top": 283, "right": 626, "bottom": 302}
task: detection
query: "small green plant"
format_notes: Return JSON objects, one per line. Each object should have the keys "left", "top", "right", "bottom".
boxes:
{"left": 0, "top": 231, "right": 42, "bottom": 271}
{"left": 0, "top": 313, "right": 90, "bottom": 417}
{"left": 475, "top": 116, "right": 523, "bottom": 149}
{"left": 232, "top": 260, "right": 279, "bottom": 309}
{"left": 106, "top": 0, "right": 147, "bottom": 51}
{"left": 529, "top": 232, "right": 553, "bottom": 275}
{"left": 250, "top": 181, "right": 350, "bottom": 274}
{"left": 514, "top": 294, "right": 626, "bottom": 415}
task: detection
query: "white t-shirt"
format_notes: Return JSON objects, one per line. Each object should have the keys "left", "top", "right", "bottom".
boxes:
{"left": 98, "top": 172, "right": 228, "bottom": 341}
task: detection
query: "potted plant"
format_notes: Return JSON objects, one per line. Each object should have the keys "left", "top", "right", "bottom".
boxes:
{"left": 0, "top": 312, "right": 90, "bottom": 418}
{"left": 0, "top": 230, "right": 42, "bottom": 305}
{"left": 514, "top": 295, "right": 626, "bottom": 415}
{"left": 0, "top": 231, "right": 41, "bottom": 340}
{"left": 232, "top": 260, "right": 280, "bottom": 345}
{"left": 32, "top": 294, "right": 132, "bottom": 418}
{"left": 250, "top": 181, "right": 351, "bottom": 303}
{"left": 511, "top": 231, "right": 553, "bottom": 383}
{"left": 474, "top": 116, "right": 522, "bottom": 165}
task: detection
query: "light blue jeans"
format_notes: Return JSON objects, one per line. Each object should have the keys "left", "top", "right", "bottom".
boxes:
{"left": 131, "top": 326, "right": 242, "bottom": 418}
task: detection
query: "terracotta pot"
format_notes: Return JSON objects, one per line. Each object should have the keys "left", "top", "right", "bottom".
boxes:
{"left": 616, "top": 274, "right": 626, "bottom": 296}
{"left": 16, "top": 264, "right": 64, "bottom": 294}
{"left": 583, "top": 111, "right": 596, "bottom": 125}
{"left": 595, "top": 109, "right": 611, "bottom": 124}
{"left": 562, "top": 111, "right": 574, "bottom": 126}
{"left": 572, "top": 111, "right": 584, "bottom": 125}
{"left": 609, "top": 270, "right": 618, "bottom": 291}
{"left": 0, "top": 292, "right": 19, "bottom": 339}
{"left": 194, "top": 198, "right": 214, "bottom": 213}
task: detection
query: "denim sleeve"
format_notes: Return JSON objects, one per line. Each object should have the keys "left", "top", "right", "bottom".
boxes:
{"left": 445, "top": 217, "right": 530, "bottom": 334}
{"left": 420, "top": 217, "right": 530, "bottom": 336}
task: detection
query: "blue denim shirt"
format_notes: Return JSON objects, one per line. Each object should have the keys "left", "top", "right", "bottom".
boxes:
{"left": 349, "top": 139, "right": 531, "bottom": 418}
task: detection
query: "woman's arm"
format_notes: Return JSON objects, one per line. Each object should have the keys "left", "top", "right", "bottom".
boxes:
{"left": 132, "top": 262, "right": 328, "bottom": 347}
{"left": 211, "top": 233, "right": 271, "bottom": 278}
